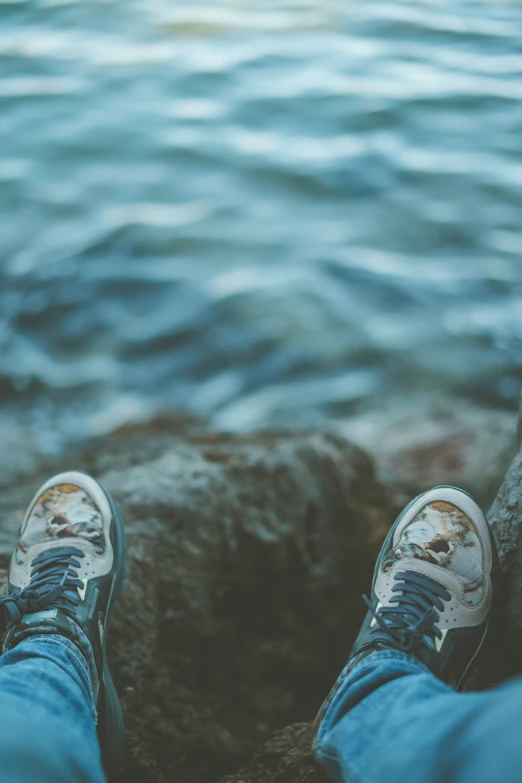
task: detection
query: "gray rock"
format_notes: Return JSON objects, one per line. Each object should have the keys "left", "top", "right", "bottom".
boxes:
{"left": 487, "top": 402, "right": 522, "bottom": 676}
{"left": 218, "top": 723, "right": 319, "bottom": 783}
{"left": 220, "top": 401, "right": 522, "bottom": 783}
{"left": 0, "top": 422, "right": 393, "bottom": 783}
{"left": 1, "top": 404, "right": 519, "bottom": 783}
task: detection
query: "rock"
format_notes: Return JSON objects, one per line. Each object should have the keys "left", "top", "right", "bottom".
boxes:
{"left": 0, "top": 422, "right": 393, "bottom": 783}
{"left": 215, "top": 398, "right": 522, "bottom": 783}
{"left": 218, "top": 723, "right": 319, "bottom": 783}
{"left": 487, "top": 405, "right": 522, "bottom": 676}
{"left": 0, "top": 419, "right": 48, "bottom": 490}
{"left": 1, "top": 401, "right": 518, "bottom": 783}
{"left": 340, "top": 395, "right": 516, "bottom": 509}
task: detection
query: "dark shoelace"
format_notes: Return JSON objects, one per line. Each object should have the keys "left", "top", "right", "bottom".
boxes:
{"left": 363, "top": 571, "right": 451, "bottom": 654}
{"left": 0, "top": 547, "right": 85, "bottom": 626}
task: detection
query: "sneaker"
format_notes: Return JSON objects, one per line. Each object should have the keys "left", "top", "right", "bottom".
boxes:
{"left": 314, "top": 485, "right": 498, "bottom": 740}
{"left": 0, "top": 471, "right": 127, "bottom": 774}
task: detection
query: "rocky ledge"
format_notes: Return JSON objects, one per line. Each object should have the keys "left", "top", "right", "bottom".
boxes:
{"left": 0, "top": 410, "right": 520, "bottom": 783}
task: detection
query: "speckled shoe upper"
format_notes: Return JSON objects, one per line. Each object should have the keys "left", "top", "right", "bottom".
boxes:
{"left": 316, "top": 486, "right": 498, "bottom": 732}
{"left": 351, "top": 486, "right": 497, "bottom": 687}
{"left": 1, "top": 471, "right": 126, "bottom": 776}
{"left": 10, "top": 474, "right": 115, "bottom": 591}
{"left": 382, "top": 500, "right": 485, "bottom": 605}
{"left": 16, "top": 482, "right": 107, "bottom": 556}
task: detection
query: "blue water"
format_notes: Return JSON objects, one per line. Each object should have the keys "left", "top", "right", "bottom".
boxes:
{"left": 1, "top": 0, "right": 522, "bottom": 459}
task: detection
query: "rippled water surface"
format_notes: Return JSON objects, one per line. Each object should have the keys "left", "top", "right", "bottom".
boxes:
{"left": 1, "top": 0, "right": 522, "bottom": 458}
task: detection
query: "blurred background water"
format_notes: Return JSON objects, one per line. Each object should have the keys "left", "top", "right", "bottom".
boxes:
{"left": 1, "top": 0, "right": 522, "bottom": 479}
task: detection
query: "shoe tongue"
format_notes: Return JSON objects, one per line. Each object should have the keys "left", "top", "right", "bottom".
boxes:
{"left": 389, "top": 557, "right": 465, "bottom": 601}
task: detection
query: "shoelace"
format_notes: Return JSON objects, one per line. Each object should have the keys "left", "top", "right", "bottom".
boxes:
{"left": 0, "top": 547, "right": 85, "bottom": 626}
{"left": 363, "top": 571, "right": 451, "bottom": 654}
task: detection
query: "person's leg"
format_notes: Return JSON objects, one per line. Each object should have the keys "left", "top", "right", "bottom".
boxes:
{"left": 313, "top": 486, "right": 502, "bottom": 783}
{"left": 315, "top": 650, "right": 522, "bottom": 783}
{"left": 0, "top": 634, "right": 104, "bottom": 783}
{"left": 0, "top": 471, "right": 126, "bottom": 781}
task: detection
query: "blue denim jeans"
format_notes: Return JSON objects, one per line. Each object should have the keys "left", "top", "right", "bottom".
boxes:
{"left": 315, "top": 649, "right": 522, "bottom": 783}
{"left": 0, "top": 634, "right": 104, "bottom": 783}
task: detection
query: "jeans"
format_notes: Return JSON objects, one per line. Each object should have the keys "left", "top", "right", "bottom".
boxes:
{"left": 315, "top": 649, "right": 522, "bottom": 783}
{"left": 0, "top": 634, "right": 104, "bottom": 783}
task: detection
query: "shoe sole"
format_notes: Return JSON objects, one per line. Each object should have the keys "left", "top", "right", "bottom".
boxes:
{"left": 76, "top": 472, "right": 128, "bottom": 777}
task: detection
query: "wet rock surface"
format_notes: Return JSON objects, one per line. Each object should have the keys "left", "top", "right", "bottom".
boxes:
{"left": 0, "top": 408, "right": 520, "bottom": 783}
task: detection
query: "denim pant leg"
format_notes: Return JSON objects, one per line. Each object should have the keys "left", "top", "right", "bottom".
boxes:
{"left": 315, "top": 649, "right": 522, "bottom": 783}
{"left": 0, "top": 634, "right": 105, "bottom": 783}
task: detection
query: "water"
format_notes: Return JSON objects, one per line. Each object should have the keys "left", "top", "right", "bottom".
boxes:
{"left": 1, "top": 0, "right": 522, "bottom": 466}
